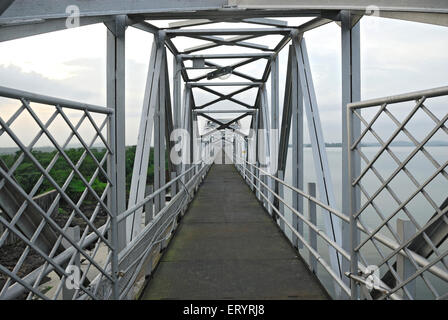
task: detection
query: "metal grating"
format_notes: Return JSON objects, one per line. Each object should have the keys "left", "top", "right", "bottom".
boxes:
{"left": 348, "top": 86, "right": 448, "bottom": 299}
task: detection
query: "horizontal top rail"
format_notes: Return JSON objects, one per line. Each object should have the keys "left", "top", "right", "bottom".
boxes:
{"left": 117, "top": 162, "right": 205, "bottom": 223}
{"left": 188, "top": 82, "right": 263, "bottom": 87}
{"left": 348, "top": 86, "right": 448, "bottom": 109}
{"left": 0, "top": 85, "right": 112, "bottom": 114}
{"left": 165, "top": 28, "right": 293, "bottom": 36}
{"left": 179, "top": 53, "right": 273, "bottom": 60}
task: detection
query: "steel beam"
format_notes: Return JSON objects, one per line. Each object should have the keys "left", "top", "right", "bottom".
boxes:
{"left": 0, "top": 1, "right": 14, "bottom": 16}
{"left": 2, "top": 1, "right": 447, "bottom": 30}
{"left": 269, "top": 54, "right": 279, "bottom": 216}
{"left": 182, "top": 34, "right": 265, "bottom": 54}
{"left": 341, "top": 10, "right": 361, "bottom": 299}
{"left": 106, "top": 16, "right": 127, "bottom": 253}
{"left": 188, "top": 82, "right": 262, "bottom": 87}
{"left": 166, "top": 27, "right": 292, "bottom": 37}
{"left": 0, "top": 16, "right": 113, "bottom": 42}
{"left": 194, "top": 61, "right": 261, "bottom": 83}
{"left": 294, "top": 37, "right": 344, "bottom": 297}
{"left": 194, "top": 86, "right": 255, "bottom": 110}
{"left": 173, "top": 55, "right": 182, "bottom": 129}
{"left": 154, "top": 52, "right": 166, "bottom": 215}
{"left": 194, "top": 109, "right": 256, "bottom": 114}
{"left": 194, "top": 86, "right": 255, "bottom": 109}
{"left": 298, "top": 17, "right": 333, "bottom": 33}
{"left": 290, "top": 43, "right": 304, "bottom": 250}
{"left": 127, "top": 40, "right": 163, "bottom": 243}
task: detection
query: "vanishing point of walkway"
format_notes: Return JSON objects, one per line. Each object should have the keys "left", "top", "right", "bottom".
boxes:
{"left": 141, "top": 164, "right": 329, "bottom": 300}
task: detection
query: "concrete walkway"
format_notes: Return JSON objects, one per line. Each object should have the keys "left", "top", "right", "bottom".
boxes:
{"left": 141, "top": 164, "right": 329, "bottom": 300}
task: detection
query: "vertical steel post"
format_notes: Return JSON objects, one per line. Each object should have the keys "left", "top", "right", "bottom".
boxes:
{"left": 294, "top": 37, "right": 344, "bottom": 298}
{"left": 278, "top": 170, "right": 285, "bottom": 232}
{"left": 221, "top": 131, "right": 225, "bottom": 164}
{"left": 347, "top": 104, "right": 361, "bottom": 299}
{"left": 173, "top": 55, "right": 182, "bottom": 130}
{"left": 308, "top": 182, "right": 317, "bottom": 274}
{"left": 270, "top": 54, "right": 279, "bottom": 216}
{"left": 127, "top": 39, "right": 162, "bottom": 243}
{"left": 106, "top": 15, "right": 127, "bottom": 298}
{"left": 397, "top": 219, "right": 417, "bottom": 299}
{"left": 291, "top": 42, "right": 304, "bottom": 249}
{"left": 154, "top": 45, "right": 166, "bottom": 214}
{"left": 144, "top": 185, "right": 154, "bottom": 225}
{"left": 341, "top": 10, "right": 361, "bottom": 295}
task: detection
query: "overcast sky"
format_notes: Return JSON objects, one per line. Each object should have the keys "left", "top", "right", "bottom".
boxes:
{"left": 0, "top": 16, "right": 447, "bottom": 148}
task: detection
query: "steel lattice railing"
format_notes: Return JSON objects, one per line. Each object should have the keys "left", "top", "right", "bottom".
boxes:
{"left": 0, "top": 85, "right": 211, "bottom": 300}
{"left": 348, "top": 86, "right": 448, "bottom": 300}
{"left": 233, "top": 85, "right": 448, "bottom": 299}
{"left": 0, "top": 85, "right": 115, "bottom": 300}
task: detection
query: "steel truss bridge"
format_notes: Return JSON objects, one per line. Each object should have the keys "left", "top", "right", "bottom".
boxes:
{"left": 0, "top": 0, "right": 447, "bottom": 300}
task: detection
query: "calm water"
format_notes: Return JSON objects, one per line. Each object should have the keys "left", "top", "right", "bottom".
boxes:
{"left": 278, "top": 146, "right": 447, "bottom": 299}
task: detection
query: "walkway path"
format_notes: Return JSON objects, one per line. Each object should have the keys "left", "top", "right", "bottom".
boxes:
{"left": 141, "top": 164, "right": 329, "bottom": 299}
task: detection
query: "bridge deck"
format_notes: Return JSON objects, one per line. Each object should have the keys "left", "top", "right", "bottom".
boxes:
{"left": 141, "top": 164, "right": 329, "bottom": 300}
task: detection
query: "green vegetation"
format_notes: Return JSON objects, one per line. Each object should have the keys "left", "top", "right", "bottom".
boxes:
{"left": 0, "top": 146, "right": 164, "bottom": 202}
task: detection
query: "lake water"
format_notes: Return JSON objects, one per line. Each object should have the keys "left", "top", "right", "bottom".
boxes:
{"left": 276, "top": 146, "right": 447, "bottom": 299}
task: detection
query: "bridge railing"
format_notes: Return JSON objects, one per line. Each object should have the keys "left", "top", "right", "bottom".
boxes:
{"left": 0, "top": 85, "right": 211, "bottom": 300}
{"left": 234, "top": 157, "right": 353, "bottom": 297}
{"left": 234, "top": 88, "right": 448, "bottom": 299}
{"left": 0, "top": 85, "right": 115, "bottom": 300}
{"left": 348, "top": 86, "right": 448, "bottom": 300}
{"left": 111, "top": 161, "right": 210, "bottom": 300}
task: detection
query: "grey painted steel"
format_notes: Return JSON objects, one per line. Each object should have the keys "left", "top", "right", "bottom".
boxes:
{"left": 278, "top": 171, "right": 285, "bottom": 232}
{"left": 2, "top": 3, "right": 447, "bottom": 301}
{"left": 194, "top": 109, "right": 256, "bottom": 114}
{"left": 0, "top": 1, "right": 446, "bottom": 44}
{"left": 172, "top": 56, "right": 182, "bottom": 129}
{"left": 341, "top": 10, "right": 361, "bottom": 295}
{"left": 308, "top": 183, "right": 317, "bottom": 274}
{"left": 106, "top": 17, "right": 127, "bottom": 254}
{"left": 183, "top": 34, "right": 271, "bottom": 54}
{"left": 235, "top": 0, "right": 448, "bottom": 14}
{"left": 179, "top": 53, "right": 272, "bottom": 60}
{"left": 166, "top": 27, "right": 292, "bottom": 36}
{"left": 294, "top": 37, "right": 343, "bottom": 297}
{"left": 142, "top": 164, "right": 329, "bottom": 300}
{"left": 0, "top": 91, "right": 117, "bottom": 299}
{"left": 127, "top": 41, "right": 163, "bottom": 243}
{"left": 189, "top": 82, "right": 263, "bottom": 87}
{"left": 236, "top": 159, "right": 411, "bottom": 300}
{"left": 144, "top": 186, "right": 154, "bottom": 225}
{"left": 348, "top": 86, "right": 448, "bottom": 300}
{"left": 0, "top": 86, "right": 111, "bottom": 114}
{"left": 349, "top": 86, "right": 448, "bottom": 109}
{"left": 269, "top": 54, "right": 279, "bottom": 216}
{"left": 396, "top": 219, "right": 417, "bottom": 299}
{"left": 2, "top": 1, "right": 447, "bottom": 23}
{"left": 154, "top": 52, "right": 167, "bottom": 215}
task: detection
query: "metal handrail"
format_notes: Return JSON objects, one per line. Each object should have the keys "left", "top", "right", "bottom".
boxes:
{"left": 0, "top": 85, "right": 112, "bottom": 114}
{"left": 117, "top": 162, "right": 203, "bottom": 223}
{"left": 233, "top": 156, "right": 395, "bottom": 296}
{"left": 348, "top": 86, "right": 448, "bottom": 110}
{"left": 347, "top": 85, "right": 448, "bottom": 299}
{"left": 234, "top": 156, "right": 448, "bottom": 298}
{"left": 236, "top": 157, "right": 448, "bottom": 282}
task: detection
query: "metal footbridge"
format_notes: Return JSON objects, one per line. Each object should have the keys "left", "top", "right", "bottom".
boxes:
{"left": 0, "top": 1, "right": 447, "bottom": 300}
